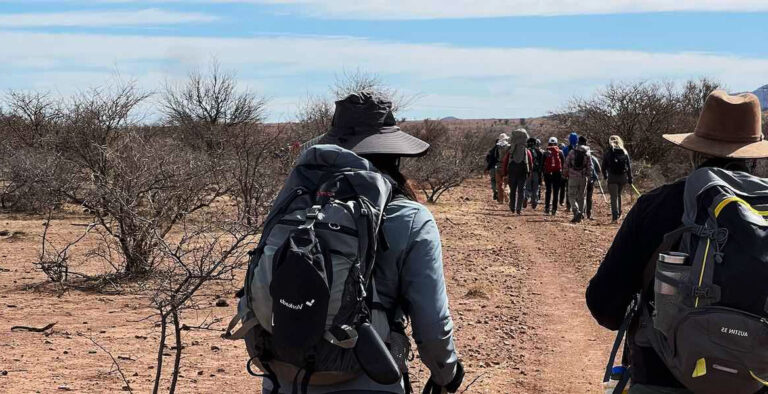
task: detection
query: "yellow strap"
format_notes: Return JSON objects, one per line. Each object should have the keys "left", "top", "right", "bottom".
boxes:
{"left": 750, "top": 371, "right": 768, "bottom": 387}
{"left": 694, "top": 239, "right": 710, "bottom": 308}
{"left": 714, "top": 196, "right": 768, "bottom": 218}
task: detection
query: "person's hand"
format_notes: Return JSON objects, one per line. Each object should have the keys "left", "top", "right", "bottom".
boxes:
{"left": 422, "top": 361, "right": 465, "bottom": 394}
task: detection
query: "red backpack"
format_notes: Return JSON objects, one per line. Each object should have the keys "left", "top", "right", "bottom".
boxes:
{"left": 544, "top": 146, "right": 562, "bottom": 173}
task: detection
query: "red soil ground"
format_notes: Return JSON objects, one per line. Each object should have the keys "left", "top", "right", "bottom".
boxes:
{"left": 0, "top": 178, "right": 630, "bottom": 393}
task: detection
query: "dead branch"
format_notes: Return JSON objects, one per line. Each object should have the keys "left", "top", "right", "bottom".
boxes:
{"left": 86, "top": 336, "right": 133, "bottom": 393}
{"left": 10, "top": 322, "right": 56, "bottom": 332}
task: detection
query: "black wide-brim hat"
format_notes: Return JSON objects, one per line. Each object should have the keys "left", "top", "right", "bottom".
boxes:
{"left": 316, "top": 92, "right": 429, "bottom": 157}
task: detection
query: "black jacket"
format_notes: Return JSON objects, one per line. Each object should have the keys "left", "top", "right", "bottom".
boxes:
{"left": 486, "top": 145, "right": 500, "bottom": 171}
{"left": 586, "top": 179, "right": 686, "bottom": 387}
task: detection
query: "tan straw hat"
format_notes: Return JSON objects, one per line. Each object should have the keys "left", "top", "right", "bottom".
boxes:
{"left": 663, "top": 90, "right": 767, "bottom": 159}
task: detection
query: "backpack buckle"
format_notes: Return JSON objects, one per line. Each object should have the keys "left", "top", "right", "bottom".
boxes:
{"left": 692, "top": 287, "right": 711, "bottom": 298}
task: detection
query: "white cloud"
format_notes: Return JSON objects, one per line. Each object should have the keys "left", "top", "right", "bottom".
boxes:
{"left": 1, "top": 30, "right": 767, "bottom": 119}
{"left": 0, "top": 8, "right": 217, "bottom": 27}
{"left": 18, "top": 0, "right": 768, "bottom": 19}
{"left": 251, "top": 0, "right": 768, "bottom": 19}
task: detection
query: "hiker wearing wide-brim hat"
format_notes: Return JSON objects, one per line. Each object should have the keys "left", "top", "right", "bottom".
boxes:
{"left": 663, "top": 90, "right": 768, "bottom": 159}
{"left": 317, "top": 92, "right": 429, "bottom": 157}
{"left": 294, "top": 92, "right": 464, "bottom": 394}
{"left": 586, "top": 90, "right": 767, "bottom": 394}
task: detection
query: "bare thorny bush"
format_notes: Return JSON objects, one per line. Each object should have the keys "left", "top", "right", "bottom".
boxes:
{"left": 146, "top": 215, "right": 255, "bottom": 394}
{"left": 402, "top": 120, "right": 487, "bottom": 203}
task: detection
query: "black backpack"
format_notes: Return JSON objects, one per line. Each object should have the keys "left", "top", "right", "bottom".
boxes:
{"left": 486, "top": 146, "right": 499, "bottom": 168}
{"left": 224, "top": 145, "right": 402, "bottom": 393}
{"left": 608, "top": 168, "right": 768, "bottom": 394}
{"left": 529, "top": 148, "right": 544, "bottom": 172}
{"left": 573, "top": 149, "right": 586, "bottom": 171}
{"left": 608, "top": 148, "right": 629, "bottom": 176}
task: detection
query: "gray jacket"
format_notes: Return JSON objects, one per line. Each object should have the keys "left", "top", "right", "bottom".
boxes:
{"left": 264, "top": 199, "right": 458, "bottom": 393}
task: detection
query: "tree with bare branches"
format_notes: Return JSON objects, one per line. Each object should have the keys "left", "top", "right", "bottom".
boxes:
{"left": 403, "top": 120, "right": 484, "bottom": 203}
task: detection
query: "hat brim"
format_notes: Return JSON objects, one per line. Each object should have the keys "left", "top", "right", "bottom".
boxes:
{"left": 663, "top": 133, "right": 768, "bottom": 159}
{"left": 318, "top": 127, "right": 430, "bottom": 157}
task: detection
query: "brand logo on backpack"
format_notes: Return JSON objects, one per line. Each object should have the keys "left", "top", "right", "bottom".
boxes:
{"left": 721, "top": 326, "right": 749, "bottom": 337}
{"left": 279, "top": 298, "right": 316, "bottom": 311}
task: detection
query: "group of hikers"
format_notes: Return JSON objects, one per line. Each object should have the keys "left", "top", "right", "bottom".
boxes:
{"left": 222, "top": 90, "right": 768, "bottom": 394}
{"left": 485, "top": 129, "right": 634, "bottom": 223}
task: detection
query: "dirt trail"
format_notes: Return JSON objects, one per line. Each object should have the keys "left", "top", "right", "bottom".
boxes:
{"left": 0, "top": 178, "right": 625, "bottom": 393}
{"left": 431, "top": 179, "right": 622, "bottom": 392}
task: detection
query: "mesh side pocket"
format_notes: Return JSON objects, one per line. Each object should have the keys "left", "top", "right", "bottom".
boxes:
{"left": 654, "top": 261, "right": 692, "bottom": 337}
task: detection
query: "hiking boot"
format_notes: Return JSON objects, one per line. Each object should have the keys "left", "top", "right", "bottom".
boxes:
{"left": 516, "top": 210, "right": 522, "bottom": 215}
{"left": 544, "top": 208, "right": 550, "bottom": 215}
{"left": 570, "top": 216, "right": 578, "bottom": 223}
{"left": 522, "top": 199, "right": 528, "bottom": 209}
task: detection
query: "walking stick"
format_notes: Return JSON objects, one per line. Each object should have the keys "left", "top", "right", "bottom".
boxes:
{"left": 597, "top": 179, "right": 608, "bottom": 204}
{"left": 631, "top": 184, "right": 642, "bottom": 197}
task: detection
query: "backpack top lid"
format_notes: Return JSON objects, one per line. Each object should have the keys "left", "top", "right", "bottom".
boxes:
{"left": 263, "top": 144, "right": 392, "bottom": 229}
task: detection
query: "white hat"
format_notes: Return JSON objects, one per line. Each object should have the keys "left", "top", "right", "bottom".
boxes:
{"left": 497, "top": 139, "right": 510, "bottom": 148}
{"left": 498, "top": 133, "right": 509, "bottom": 141}
{"left": 548, "top": 137, "right": 558, "bottom": 144}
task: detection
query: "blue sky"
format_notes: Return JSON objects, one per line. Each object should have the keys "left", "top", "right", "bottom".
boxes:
{"left": 1, "top": 1, "right": 768, "bottom": 121}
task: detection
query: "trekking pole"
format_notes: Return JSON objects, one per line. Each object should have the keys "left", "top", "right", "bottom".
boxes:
{"left": 597, "top": 179, "right": 608, "bottom": 204}
{"left": 631, "top": 184, "right": 642, "bottom": 197}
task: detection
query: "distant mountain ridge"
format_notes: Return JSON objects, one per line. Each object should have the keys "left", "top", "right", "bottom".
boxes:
{"left": 754, "top": 85, "right": 768, "bottom": 111}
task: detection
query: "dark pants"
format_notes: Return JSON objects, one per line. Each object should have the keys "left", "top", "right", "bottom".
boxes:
{"left": 609, "top": 182, "right": 626, "bottom": 221}
{"left": 507, "top": 163, "right": 527, "bottom": 213}
{"left": 544, "top": 171, "right": 562, "bottom": 214}
{"left": 525, "top": 172, "right": 541, "bottom": 208}
{"left": 586, "top": 180, "right": 595, "bottom": 218}
{"left": 559, "top": 177, "right": 567, "bottom": 205}
{"left": 489, "top": 168, "right": 498, "bottom": 200}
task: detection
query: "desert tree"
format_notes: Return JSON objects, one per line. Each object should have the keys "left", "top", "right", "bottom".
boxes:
{"left": 56, "top": 81, "right": 228, "bottom": 277}
{"left": 554, "top": 81, "right": 685, "bottom": 163}
{"left": 0, "top": 91, "right": 70, "bottom": 211}
{"left": 162, "top": 60, "right": 267, "bottom": 152}
{"left": 162, "top": 62, "right": 289, "bottom": 228}
{"left": 402, "top": 120, "right": 483, "bottom": 203}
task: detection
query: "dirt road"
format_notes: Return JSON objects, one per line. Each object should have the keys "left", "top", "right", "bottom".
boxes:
{"left": 0, "top": 178, "right": 624, "bottom": 393}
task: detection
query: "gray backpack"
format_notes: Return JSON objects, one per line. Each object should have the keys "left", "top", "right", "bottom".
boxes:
{"left": 223, "top": 145, "right": 400, "bottom": 393}
{"left": 628, "top": 168, "right": 768, "bottom": 393}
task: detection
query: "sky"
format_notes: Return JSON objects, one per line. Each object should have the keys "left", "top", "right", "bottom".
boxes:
{"left": 1, "top": 1, "right": 768, "bottom": 122}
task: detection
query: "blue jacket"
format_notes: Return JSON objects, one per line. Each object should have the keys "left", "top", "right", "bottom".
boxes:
{"left": 264, "top": 200, "right": 458, "bottom": 394}
{"left": 562, "top": 132, "right": 579, "bottom": 160}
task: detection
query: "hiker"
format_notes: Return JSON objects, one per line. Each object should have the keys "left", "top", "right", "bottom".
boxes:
{"left": 560, "top": 133, "right": 579, "bottom": 209}
{"left": 543, "top": 137, "right": 565, "bottom": 216}
{"left": 524, "top": 137, "right": 544, "bottom": 210}
{"left": 602, "top": 135, "right": 633, "bottom": 223}
{"left": 564, "top": 135, "right": 593, "bottom": 223}
{"left": 502, "top": 128, "right": 533, "bottom": 214}
{"left": 485, "top": 134, "right": 509, "bottom": 203}
{"left": 585, "top": 152, "right": 602, "bottom": 220}
{"left": 586, "top": 91, "right": 768, "bottom": 394}
{"left": 226, "top": 93, "right": 463, "bottom": 394}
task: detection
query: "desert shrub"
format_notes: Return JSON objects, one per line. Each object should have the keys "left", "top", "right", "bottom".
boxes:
{"left": 402, "top": 120, "right": 484, "bottom": 203}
